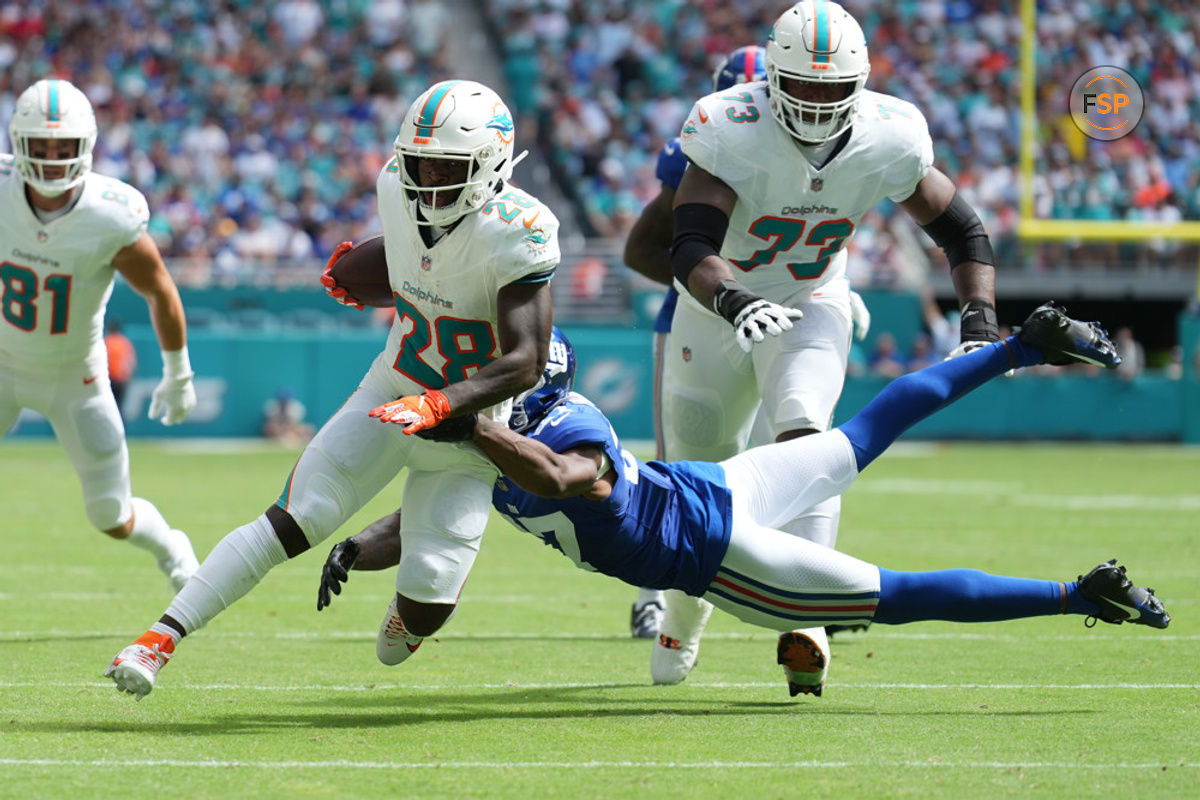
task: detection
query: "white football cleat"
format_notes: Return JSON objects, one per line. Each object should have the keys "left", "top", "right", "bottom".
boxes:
{"left": 651, "top": 591, "right": 714, "bottom": 685}
{"left": 376, "top": 597, "right": 424, "bottom": 666}
{"left": 104, "top": 631, "right": 175, "bottom": 700}
{"left": 777, "top": 627, "right": 830, "bottom": 697}
{"left": 157, "top": 529, "right": 199, "bottom": 592}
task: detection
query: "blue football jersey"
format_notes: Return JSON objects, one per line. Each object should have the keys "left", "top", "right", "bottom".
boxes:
{"left": 651, "top": 137, "right": 687, "bottom": 334}
{"left": 490, "top": 393, "right": 733, "bottom": 596}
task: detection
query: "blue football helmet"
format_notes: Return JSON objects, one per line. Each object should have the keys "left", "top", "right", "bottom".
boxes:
{"left": 509, "top": 326, "right": 576, "bottom": 433}
{"left": 712, "top": 45, "right": 767, "bottom": 92}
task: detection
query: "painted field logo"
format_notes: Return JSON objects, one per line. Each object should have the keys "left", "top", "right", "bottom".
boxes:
{"left": 1069, "top": 66, "right": 1144, "bottom": 141}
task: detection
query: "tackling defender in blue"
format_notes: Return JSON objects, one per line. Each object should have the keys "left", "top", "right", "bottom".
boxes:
{"left": 319, "top": 306, "right": 1170, "bottom": 696}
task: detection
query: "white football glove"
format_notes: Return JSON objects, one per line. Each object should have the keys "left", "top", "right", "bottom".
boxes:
{"left": 848, "top": 290, "right": 871, "bottom": 341}
{"left": 732, "top": 299, "right": 803, "bottom": 353}
{"left": 149, "top": 348, "right": 197, "bottom": 426}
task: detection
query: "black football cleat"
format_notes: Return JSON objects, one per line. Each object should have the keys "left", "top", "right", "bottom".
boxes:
{"left": 1077, "top": 559, "right": 1170, "bottom": 629}
{"left": 1018, "top": 302, "right": 1121, "bottom": 368}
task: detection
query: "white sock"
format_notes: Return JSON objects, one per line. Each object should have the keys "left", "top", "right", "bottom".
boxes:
{"left": 658, "top": 589, "right": 713, "bottom": 642}
{"left": 164, "top": 514, "right": 288, "bottom": 634}
{"left": 125, "top": 497, "right": 174, "bottom": 560}
{"left": 778, "top": 495, "right": 841, "bottom": 549}
{"left": 149, "top": 621, "right": 182, "bottom": 646}
{"left": 636, "top": 588, "right": 665, "bottom": 607}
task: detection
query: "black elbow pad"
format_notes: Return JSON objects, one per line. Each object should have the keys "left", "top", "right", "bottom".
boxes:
{"left": 920, "top": 191, "right": 995, "bottom": 268}
{"left": 670, "top": 203, "right": 730, "bottom": 284}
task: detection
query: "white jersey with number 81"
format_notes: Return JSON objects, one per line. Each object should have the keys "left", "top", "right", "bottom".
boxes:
{"left": 0, "top": 156, "right": 148, "bottom": 375}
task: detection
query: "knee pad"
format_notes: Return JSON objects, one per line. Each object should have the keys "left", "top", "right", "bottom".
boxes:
{"left": 664, "top": 388, "right": 729, "bottom": 451}
{"left": 396, "top": 548, "right": 469, "bottom": 606}
{"left": 75, "top": 399, "right": 125, "bottom": 457}
{"left": 87, "top": 496, "right": 128, "bottom": 532}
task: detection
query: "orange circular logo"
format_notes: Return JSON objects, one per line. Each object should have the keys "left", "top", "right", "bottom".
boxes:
{"left": 1069, "top": 66, "right": 1144, "bottom": 141}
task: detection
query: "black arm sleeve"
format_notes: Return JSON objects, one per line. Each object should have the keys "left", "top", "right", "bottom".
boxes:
{"left": 670, "top": 203, "right": 730, "bottom": 285}
{"left": 919, "top": 191, "right": 995, "bottom": 269}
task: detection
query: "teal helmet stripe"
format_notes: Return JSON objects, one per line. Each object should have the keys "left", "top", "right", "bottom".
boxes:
{"left": 415, "top": 80, "right": 461, "bottom": 138}
{"left": 813, "top": 0, "right": 831, "bottom": 63}
{"left": 47, "top": 79, "right": 60, "bottom": 123}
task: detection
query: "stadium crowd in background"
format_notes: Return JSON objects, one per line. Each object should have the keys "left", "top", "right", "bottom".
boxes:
{"left": 0, "top": 0, "right": 452, "bottom": 283}
{"left": 482, "top": 0, "right": 1200, "bottom": 277}
{"left": 0, "top": 0, "right": 1194, "bottom": 378}
{"left": 3, "top": 1, "right": 1198, "bottom": 293}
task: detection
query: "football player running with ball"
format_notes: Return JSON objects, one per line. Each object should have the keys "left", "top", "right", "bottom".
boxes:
{"left": 0, "top": 79, "right": 199, "bottom": 591}
{"left": 106, "top": 80, "right": 560, "bottom": 700}
{"left": 657, "top": 0, "right": 1003, "bottom": 695}
{"left": 319, "top": 311, "right": 1168, "bottom": 700}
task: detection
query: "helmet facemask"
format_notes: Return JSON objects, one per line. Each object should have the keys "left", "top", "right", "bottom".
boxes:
{"left": 767, "top": 69, "right": 861, "bottom": 144}
{"left": 13, "top": 136, "right": 94, "bottom": 197}
{"left": 396, "top": 145, "right": 502, "bottom": 227}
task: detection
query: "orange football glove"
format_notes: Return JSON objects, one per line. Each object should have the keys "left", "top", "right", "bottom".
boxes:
{"left": 369, "top": 389, "right": 452, "bottom": 434}
{"left": 319, "top": 241, "right": 365, "bottom": 310}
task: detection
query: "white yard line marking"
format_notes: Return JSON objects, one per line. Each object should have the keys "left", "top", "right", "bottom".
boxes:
{"left": 4, "top": 633, "right": 1195, "bottom": 642}
{"left": 0, "top": 758, "right": 1194, "bottom": 770}
{"left": 1, "top": 680, "right": 1196, "bottom": 691}
{"left": 2, "top": 629, "right": 1198, "bottom": 642}
{"left": 856, "top": 479, "right": 1200, "bottom": 510}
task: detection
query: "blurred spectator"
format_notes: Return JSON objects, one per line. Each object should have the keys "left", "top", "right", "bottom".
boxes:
{"left": 921, "top": 289, "right": 960, "bottom": 360}
{"left": 480, "top": 0, "right": 1200, "bottom": 282}
{"left": 262, "top": 389, "right": 315, "bottom": 447}
{"left": 570, "top": 255, "right": 610, "bottom": 303}
{"left": 104, "top": 318, "right": 137, "bottom": 415}
{"left": 869, "top": 332, "right": 906, "bottom": 379}
{"left": 1114, "top": 326, "right": 1146, "bottom": 381}
{"left": 7, "top": 0, "right": 1198, "bottom": 304}
{"left": 0, "top": 0, "right": 456, "bottom": 286}
{"left": 905, "top": 333, "right": 939, "bottom": 373}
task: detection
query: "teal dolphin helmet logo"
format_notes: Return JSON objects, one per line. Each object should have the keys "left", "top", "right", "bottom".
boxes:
{"left": 487, "top": 108, "right": 514, "bottom": 141}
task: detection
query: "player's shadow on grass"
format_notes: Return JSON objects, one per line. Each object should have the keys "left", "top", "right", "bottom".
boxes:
{"left": 0, "top": 633, "right": 123, "bottom": 644}
{"left": 28, "top": 686, "right": 1096, "bottom": 735}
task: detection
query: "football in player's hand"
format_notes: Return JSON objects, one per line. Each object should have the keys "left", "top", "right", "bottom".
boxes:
{"left": 326, "top": 235, "right": 394, "bottom": 308}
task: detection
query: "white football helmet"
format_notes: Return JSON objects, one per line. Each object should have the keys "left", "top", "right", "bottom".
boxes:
{"left": 8, "top": 78, "right": 97, "bottom": 197}
{"left": 765, "top": 1, "right": 870, "bottom": 144}
{"left": 393, "top": 80, "right": 524, "bottom": 227}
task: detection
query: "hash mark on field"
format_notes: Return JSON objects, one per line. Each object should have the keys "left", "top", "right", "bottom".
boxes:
{"left": 0, "top": 757, "right": 1195, "bottom": 770}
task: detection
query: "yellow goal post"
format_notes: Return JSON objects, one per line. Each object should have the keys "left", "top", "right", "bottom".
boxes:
{"left": 1017, "top": 0, "right": 1200, "bottom": 256}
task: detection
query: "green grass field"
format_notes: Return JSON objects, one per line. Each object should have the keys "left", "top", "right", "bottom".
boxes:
{"left": 1, "top": 439, "right": 1197, "bottom": 799}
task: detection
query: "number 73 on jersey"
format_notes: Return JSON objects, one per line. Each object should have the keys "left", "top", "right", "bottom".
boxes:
{"left": 729, "top": 216, "right": 854, "bottom": 281}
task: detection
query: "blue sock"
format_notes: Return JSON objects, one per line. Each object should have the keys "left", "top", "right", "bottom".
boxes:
{"left": 838, "top": 336, "right": 1043, "bottom": 470}
{"left": 874, "top": 568, "right": 1095, "bottom": 624}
